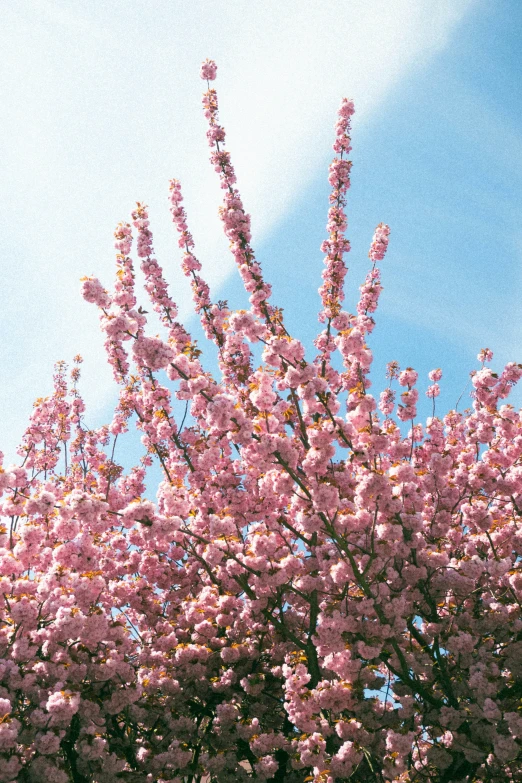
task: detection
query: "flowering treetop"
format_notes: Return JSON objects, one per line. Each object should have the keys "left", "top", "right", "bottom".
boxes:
{"left": 1, "top": 57, "right": 522, "bottom": 783}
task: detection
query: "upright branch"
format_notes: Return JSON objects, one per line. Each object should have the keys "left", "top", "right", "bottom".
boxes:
{"left": 168, "top": 178, "right": 254, "bottom": 389}
{"left": 200, "top": 59, "right": 279, "bottom": 333}
{"left": 316, "top": 97, "right": 354, "bottom": 379}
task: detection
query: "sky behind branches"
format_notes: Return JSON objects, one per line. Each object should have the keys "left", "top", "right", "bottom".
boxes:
{"left": 1, "top": 0, "right": 521, "bottom": 465}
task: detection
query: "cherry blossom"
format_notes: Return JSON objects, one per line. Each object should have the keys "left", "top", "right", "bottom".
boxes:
{"left": 0, "top": 58, "right": 521, "bottom": 783}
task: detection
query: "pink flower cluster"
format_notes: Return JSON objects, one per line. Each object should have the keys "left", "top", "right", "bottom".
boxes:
{"left": 200, "top": 57, "right": 218, "bottom": 81}
{"left": 1, "top": 59, "right": 521, "bottom": 783}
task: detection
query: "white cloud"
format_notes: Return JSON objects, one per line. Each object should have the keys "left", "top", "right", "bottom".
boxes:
{"left": 0, "top": 0, "right": 475, "bottom": 459}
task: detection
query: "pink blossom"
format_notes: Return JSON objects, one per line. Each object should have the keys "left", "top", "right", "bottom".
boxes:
{"left": 200, "top": 58, "right": 218, "bottom": 81}
{"left": 81, "top": 277, "right": 111, "bottom": 308}
{"left": 132, "top": 336, "right": 174, "bottom": 370}
{"left": 478, "top": 347, "right": 494, "bottom": 363}
{"left": 0, "top": 699, "right": 11, "bottom": 718}
{"left": 1, "top": 56, "right": 521, "bottom": 783}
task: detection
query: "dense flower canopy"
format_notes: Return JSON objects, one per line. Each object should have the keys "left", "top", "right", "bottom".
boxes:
{"left": 1, "top": 58, "right": 522, "bottom": 783}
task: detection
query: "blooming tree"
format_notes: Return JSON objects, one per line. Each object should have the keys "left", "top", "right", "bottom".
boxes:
{"left": 1, "top": 59, "right": 522, "bottom": 783}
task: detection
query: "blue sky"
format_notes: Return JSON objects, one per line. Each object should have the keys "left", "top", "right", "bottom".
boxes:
{"left": 1, "top": 0, "right": 521, "bottom": 465}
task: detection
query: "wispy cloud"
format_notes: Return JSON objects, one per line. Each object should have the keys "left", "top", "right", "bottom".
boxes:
{"left": 0, "top": 0, "right": 475, "bottom": 459}
{"left": 377, "top": 73, "right": 522, "bottom": 364}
